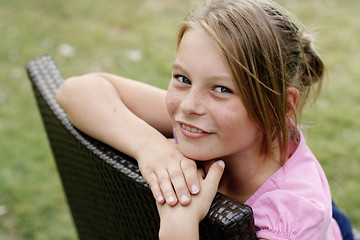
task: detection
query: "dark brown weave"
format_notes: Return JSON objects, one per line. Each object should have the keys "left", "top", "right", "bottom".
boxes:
{"left": 26, "top": 55, "right": 257, "bottom": 240}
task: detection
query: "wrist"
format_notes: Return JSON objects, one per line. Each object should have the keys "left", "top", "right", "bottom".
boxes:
{"left": 159, "top": 217, "right": 199, "bottom": 240}
{"left": 132, "top": 132, "right": 168, "bottom": 161}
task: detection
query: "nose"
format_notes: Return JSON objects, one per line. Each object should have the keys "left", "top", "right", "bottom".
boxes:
{"left": 180, "top": 87, "right": 206, "bottom": 116}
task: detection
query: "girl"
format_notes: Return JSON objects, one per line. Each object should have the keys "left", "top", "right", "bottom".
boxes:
{"left": 56, "top": 0, "right": 349, "bottom": 239}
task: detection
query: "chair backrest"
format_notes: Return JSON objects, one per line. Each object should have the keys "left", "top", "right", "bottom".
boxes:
{"left": 26, "top": 55, "right": 257, "bottom": 240}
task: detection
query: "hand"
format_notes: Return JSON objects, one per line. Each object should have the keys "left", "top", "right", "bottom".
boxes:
{"left": 157, "top": 160, "right": 225, "bottom": 240}
{"left": 138, "top": 139, "right": 200, "bottom": 206}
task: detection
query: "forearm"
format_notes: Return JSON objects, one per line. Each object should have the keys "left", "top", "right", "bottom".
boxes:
{"left": 56, "top": 74, "right": 169, "bottom": 159}
{"left": 56, "top": 73, "right": 202, "bottom": 207}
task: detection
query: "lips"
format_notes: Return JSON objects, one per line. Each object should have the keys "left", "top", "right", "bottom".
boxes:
{"left": 180, "top": 123, "right": 204, "bottom": 133}
{"left": 177, "top": 122, "right": 210, "bottom": 139}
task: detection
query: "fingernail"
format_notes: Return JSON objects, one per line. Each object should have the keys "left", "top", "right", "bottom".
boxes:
{"left": 191, "top": 184, "right": 199, "bottom": 194}
{"left": 167, "top": 196, "right": 176, "bottom": 204}
{"left": 217, "top": 160, "right": 225, "bottom": 169}
{"left": 157, "top": 195, "right": 164, "bottom": 203}
{"left": 180, "top": 195, "right": 190, "bottom": 204}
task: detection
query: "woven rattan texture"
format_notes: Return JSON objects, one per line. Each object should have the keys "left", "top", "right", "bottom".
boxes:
{"left": 26, "top": 55, "right": 257, "bottom": 240}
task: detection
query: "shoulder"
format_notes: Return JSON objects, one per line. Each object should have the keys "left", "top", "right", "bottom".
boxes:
{"left": 250, "top": 190, "right": 332, "bottom": 239}
{"left": 248, "top": 130, "right": 332, "bottom": 206}
{"left": 246, "top": 130, "right": 334, "bottom": 239}
{"left": 283, "top": 129, "right": 332, "bottom": 201}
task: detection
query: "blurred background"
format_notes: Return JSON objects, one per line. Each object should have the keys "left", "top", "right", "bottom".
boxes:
{"left": 0, "top": 0, "right": 359, "bottom": 239}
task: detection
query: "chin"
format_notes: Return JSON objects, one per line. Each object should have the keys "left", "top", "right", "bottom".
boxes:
{"left": 179, "top": 147, "right": 218, "bottom": 161}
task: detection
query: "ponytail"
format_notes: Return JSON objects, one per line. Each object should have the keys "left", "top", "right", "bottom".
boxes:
{"left": 298, "top": 33, "right": 325, "bottom": 87}
{"left": 293, "top": 32, "right": 325, "bottom": 116}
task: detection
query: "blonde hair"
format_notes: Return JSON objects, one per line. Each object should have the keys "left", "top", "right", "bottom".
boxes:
{"left": 177, "top": 0, "right": 324, "bottom": 163}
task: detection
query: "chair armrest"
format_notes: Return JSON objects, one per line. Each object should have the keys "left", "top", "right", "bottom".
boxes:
{"left": 201, "top": 192, "right": 257, "bottom": 239}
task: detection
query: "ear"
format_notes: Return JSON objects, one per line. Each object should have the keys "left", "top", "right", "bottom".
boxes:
{"left": 286, "top": 87, "right": 300, "bottom": 118}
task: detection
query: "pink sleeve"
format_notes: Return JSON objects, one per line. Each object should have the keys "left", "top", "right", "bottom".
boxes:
{"left": 251, "top": 190, "right": 333, "bottom": 240}
{"left": 173, "top": 127, "right": 178, "bottom": 143}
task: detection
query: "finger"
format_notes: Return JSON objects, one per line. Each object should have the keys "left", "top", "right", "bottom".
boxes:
{"left": 147, "top": 172, "right": 165, "bottom": 204}
{"left": 197, "top": 161, "right": 225, "bottom": 221}
{"left": 157, "top": 171, "right": 178, "bottom": 206}
{"left": 204, "top": 160, "right": 225, "bottom": 188}
{"left": 168, "top": 167, "right": 191, "bottom": 206}
{"left": 181, "top": 159, "right": 200, "bottom": 195}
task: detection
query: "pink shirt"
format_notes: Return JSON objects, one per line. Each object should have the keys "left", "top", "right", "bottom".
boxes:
{"left": 245, "top": 130, "right": 342, "bottom": 239}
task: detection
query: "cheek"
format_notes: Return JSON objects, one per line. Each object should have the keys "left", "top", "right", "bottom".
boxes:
{"left": 211, "top": 100, "right": 244, "bottom": 124}
{"left": 214, "top": 102, "right": 257, "bottom": 136}
{"left": 165, "top": 88, "right": 178, "bottom": 118}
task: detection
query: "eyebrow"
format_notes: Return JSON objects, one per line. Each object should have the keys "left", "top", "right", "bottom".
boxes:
{"left": 172, "top": 62, "right": 234, "bottom": 83}
{"left": 172, "top": 62, "right": 187, "bottom": 73}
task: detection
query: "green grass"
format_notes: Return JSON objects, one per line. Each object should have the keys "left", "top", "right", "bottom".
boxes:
{"left": 0, "top": 0, "right": 359, "bottom": 239}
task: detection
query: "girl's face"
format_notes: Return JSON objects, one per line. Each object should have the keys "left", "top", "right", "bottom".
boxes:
{"left": 166, "top": 30, "right": 262, "bottom": 161}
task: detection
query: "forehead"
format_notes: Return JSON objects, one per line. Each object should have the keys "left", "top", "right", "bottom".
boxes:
{"left": 174, "top": 30, "right": 232, "bottom": 79}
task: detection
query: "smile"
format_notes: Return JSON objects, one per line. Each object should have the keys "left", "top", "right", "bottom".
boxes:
{"left": 180, "top": 123, "right": 204, "bottom": 133}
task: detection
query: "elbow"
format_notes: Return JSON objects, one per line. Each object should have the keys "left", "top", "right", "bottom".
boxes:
{"left": 56, "top": 76, "right": 82, "bottom": 110}
{"left": 56, "top": 74, "right": 96, "bottom": 110}
{"left": 56, "top": 73, "right": 109, "bottom": 112}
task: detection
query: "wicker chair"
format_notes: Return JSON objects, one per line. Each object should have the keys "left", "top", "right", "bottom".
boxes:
{"left": 26, "top": 55, "right": 257, "bottom": 240}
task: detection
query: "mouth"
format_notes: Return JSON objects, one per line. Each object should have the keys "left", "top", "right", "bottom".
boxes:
{"left": 180, "top": 123, "right": 205, "bottom": 133}
{"left": 177, "top": 121, "right": 210, "bottom": 139}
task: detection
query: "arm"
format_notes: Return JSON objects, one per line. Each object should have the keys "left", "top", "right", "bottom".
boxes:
{"left": 56, "top": 73, "right": 173, "bottom": 144}
{"left": 56, "top": 73, "right": 199, "bottom": 205}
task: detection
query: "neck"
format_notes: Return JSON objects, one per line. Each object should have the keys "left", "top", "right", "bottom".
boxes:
{"left": 218, "top": 147, "right": 282, "bottom": 203}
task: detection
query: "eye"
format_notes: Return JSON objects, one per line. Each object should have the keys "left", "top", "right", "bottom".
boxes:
{"left": 214, "top": 86, "right": 232, "bottom": 94}
{"left": 175, "top": 75, "right": 191, "bottom": 84}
